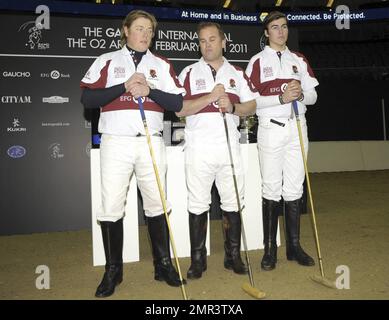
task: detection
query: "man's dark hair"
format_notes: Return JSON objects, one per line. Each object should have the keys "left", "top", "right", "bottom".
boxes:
{"left": 197, "top": 22, "right": 225, "bottom": 40}
{"left": 263, "top": 11, "right": 287, "bottom": 30}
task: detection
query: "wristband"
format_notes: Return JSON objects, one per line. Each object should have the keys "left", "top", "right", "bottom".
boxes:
{"left": 279, "top": 94, "right": 285, "bottom": 105}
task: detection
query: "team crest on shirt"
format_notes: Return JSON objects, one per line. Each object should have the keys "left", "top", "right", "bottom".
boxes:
{"left": 263, "top": 66, "right": 273, "bottom": 78}
{"left": 229, "top": 78, "right": 236, "bottom": 89}
{"left": 149, "top": 69, "right": 157, "bottom": 78}
{"left": 195, "top": 78, "right": 206, "bottom": 90}
{"left": 147, "top": 69, "right": 158, "bottom": 88}
{"left": 114, "top": 67, "right": 126, "bottom": 78}
{"left": 292, "top": 65, "right": 299, "bottom": 74}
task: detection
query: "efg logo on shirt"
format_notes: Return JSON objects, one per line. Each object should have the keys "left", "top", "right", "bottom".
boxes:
{"left": 292, "top": 65, "right": 299, "bottom": 74}
{"left": 114, "top": 67, "right": 126, "bottom": 78}
{"left": 133, "top": 96, "right": 146, "bottom": 104}
{"left": 270, "top": 82, "right": 288, "bottom": 94}
{"left": 281, "top": 83, "right": 288, "bottom": 92}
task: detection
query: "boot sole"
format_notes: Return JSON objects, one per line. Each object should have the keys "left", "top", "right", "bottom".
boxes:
{"left": 287, "top": 256, "right": 315, "bottom": 266}
{"left": 155, "top": 275, "right": 187, "bottom": 286}
{"left": 261, "top": 264, "right": 276, "bottom": 271}
{"left": 224, "top": 264, "right": 248, "bottom": 275}
{"left": 261, "top": 256, "right": 277, "bottom": 271}
{"left": 187, "top": 265, "right": 207, "bottom": 280}
{"left": 95, "top": 278, "right": 123, "bottom": 298}
{"left": 187, "top": 272, "right": 202, "bottom": 280}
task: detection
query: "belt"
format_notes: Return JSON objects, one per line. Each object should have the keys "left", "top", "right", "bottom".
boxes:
{"left": 270, "top": 119, "right": 286, "bottom": 127}
{"left": 136, "top": 132, "right": 162, "bottom": 137}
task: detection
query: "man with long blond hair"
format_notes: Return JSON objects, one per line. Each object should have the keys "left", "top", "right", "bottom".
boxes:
{"left": 80, "top": 10, "right": 186, "bottom": 298}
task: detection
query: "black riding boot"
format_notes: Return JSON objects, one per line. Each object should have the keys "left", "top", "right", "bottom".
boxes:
{"left": 261, "top": 198, "right": 280, "bottom": 271}
{"left": 95, "top": 218, "right": 123, "bottom": 298}
{"left": 284, "top": 199, "right": 315, "bottom": 266}
{"left": 187, "top": 211, "right": 208, "bottom": 279}
{"left": 147, "top": 214, "right": 186, "bottom": 287}
{"left": 222, "top": 211, "right": 248, "bottom": 275}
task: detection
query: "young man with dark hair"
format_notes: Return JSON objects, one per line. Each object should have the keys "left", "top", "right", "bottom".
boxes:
{"left": 246, "top": 11, "right": 319, "bottom": 271}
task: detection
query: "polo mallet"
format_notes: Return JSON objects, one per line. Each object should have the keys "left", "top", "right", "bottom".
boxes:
{"left": 219, "top": 109, "right": 266, "bottom": 299}
{"left": 137, "top": 97, "right": 189, "bottom": 299}
{"left": 292, "top": 100, "right": 336, "bottom": 289}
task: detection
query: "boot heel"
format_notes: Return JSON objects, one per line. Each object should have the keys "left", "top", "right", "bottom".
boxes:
{"left": 187, "top": 260, "right": 205, "bottom": 279}
{"left": 286, "top": 252, "right": 295, "bottom": 260}
{"left": 155, "top": 269, "right": 186, "bottom": 286}
{"left": 224, "top": 259, "right": 232, "bottom": 270}
{"left": 117, "top": 274, "right": 123, "bottom": 284}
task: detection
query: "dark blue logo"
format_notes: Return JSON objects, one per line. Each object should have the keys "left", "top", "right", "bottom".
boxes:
{"left": 7, "top": 145, "right": 26, "bottom": 158}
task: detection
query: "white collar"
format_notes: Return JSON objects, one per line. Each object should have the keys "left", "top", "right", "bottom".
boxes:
{"left": 264, "top": 45, "right": 289, "bottom": 56}
{"left": 199, "top": 56, "right": 228, "bottom": 70}
{"left": 121, "top": 46, "right": 152, "bottom": 58}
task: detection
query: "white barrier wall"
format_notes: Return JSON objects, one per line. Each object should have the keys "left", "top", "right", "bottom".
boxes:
{"left": 91, "top": 140, "right": 389, "bottom": 265}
